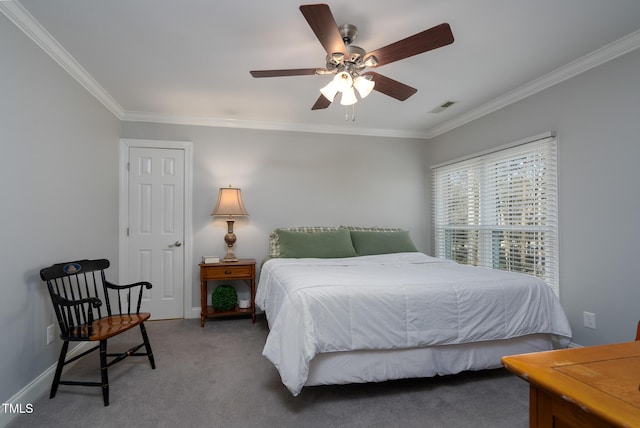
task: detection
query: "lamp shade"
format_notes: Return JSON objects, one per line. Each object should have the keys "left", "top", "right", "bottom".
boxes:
{"left": 353, "top": 75, "right": 375, "bottom": 98}
{"left": 211, "top": 187, "right": 248, "bottom": 217}
{"left": 340, "top": 86, "right": 358, "bottom": 106}
{"left": 333, "top": 71, "right": 353, "bottom": 92}
{"left": 320, "top": 80, "right": 339, "bottom": 102}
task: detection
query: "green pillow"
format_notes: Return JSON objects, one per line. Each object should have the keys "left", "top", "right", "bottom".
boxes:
{"left": 277, "top": 229, "right": 356, "bottom": 258}
{"left": 350, "top": 230, "right": 418, "bottom": 256}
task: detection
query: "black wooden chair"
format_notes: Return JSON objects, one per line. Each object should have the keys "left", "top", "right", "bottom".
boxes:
{"left": 40, "top": 259, "right": 156, "bottom": 406}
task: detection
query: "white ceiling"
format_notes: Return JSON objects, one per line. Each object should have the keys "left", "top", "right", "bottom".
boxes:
{"left": 5, "top": 0, "right": 640, "bottom": 138}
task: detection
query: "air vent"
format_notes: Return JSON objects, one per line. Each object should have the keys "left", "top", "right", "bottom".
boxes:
{"left": 430, "top": 100, "right": 456, "bottom": 114}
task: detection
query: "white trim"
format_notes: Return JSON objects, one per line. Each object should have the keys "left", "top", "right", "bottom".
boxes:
{"left": 430, "top": 131, "right": 555, "bottom": 170}
{"left": 190, "top": 305, "right": 201, "bottom": 319}
{"left": 426, "top": 29, "right": 640, "bottom": 138}
{"left": 0, "top": 343, "right": 89, "bottom": 428}
{"left": 0, "top": 1, "right": 124, "bottom": 119}
{"left": 3, "top": 1, "right": 639, "bottom": 139}
{"left": 120, "top": 111, "right": 427, "bottom": 140}
{"left": 118, "top": 139, "right": 195, "bottom": 320}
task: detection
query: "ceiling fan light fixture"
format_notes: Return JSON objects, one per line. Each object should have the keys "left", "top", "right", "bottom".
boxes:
{"left": 330, "top": 52, "right": 345, "bottom": 64}
{"left": 340, "top": 86, "right": 358, "bottom": 106}
{"left": 333, "top": 71, "right": 353, "bottom": 92}
{"left": 252, "top": 5, "right": 455, "bottom": 115}
{"left": 363, "top": 55, "right": 378, "bottom": 68}
{"left": 353, "top": 75, "right": 375, "bottom": 98}
{"left": 320, "top": 80, "right": 339, "bottom": 102}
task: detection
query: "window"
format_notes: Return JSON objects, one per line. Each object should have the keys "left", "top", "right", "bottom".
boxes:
{"left": 432, "top": 134, "right": 559, "bottom": 294}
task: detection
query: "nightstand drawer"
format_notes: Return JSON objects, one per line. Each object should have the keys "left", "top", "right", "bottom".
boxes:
{"left": 202, "top": 265, "right": 253, "bottom": 280}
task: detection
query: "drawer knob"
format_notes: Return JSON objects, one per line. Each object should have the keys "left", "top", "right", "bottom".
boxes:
{"left": 225, "top": 270, "right": 232, "bottom": 275}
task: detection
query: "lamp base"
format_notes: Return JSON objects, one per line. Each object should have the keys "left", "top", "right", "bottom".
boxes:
{"left": 222, "top": 248, "right": 238, "bottom": 262}
{"left": 222, "top": 219, "right": 239, "bottom": 262}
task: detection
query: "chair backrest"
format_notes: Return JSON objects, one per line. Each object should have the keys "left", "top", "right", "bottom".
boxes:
{"left": 40, "top": 259, "right": 120, "bottom": 340}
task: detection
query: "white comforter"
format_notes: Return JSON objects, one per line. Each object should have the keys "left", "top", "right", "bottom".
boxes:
{"left": 256, "top": 252, "right": 572, "bottom": 395}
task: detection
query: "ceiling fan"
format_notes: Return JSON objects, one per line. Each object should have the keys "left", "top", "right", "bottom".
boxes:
{"left": 250, "top": 3, "right": 454, "bottom": 111}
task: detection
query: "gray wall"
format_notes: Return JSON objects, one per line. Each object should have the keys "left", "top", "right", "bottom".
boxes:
{"left": 120, "top": 123, "right": 429, "bottom": 309}
{"left": 425, "top": 48, "right": 640, "bottom": 347}
{"left": 0, "top": 15, "right": 121, "bottom": 404}
{"left": 2, "top": 11, "right": 429, "bottom": 406}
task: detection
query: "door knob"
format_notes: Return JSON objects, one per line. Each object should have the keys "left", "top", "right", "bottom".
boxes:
{"left": 171, "top": 241, "right": 182, "bottom": 247}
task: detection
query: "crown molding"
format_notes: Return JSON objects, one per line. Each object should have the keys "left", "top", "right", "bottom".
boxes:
{"left": 1, "top": 0, "right": 421, "bottom": 139}
{"left": 0, "top": 1, "right": 124, "bottom": 118}
{"left": 121, "top": 111, "right": 428, "bottom": 139}
{"left": 425, "top": 29, "right": 640, "bottom": 139}
{"left": 4, "top": 0, "right": 639, "bottom": 140}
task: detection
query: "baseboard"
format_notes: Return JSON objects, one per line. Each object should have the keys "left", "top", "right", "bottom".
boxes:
{"left": 0, "top": 342, "right": 89, "bottom": 428}
{"left": 551, "top": 334, "right": 580, "bottom": 350}
{"left": 190, "top": 306, "right": 200, "bottom": 319}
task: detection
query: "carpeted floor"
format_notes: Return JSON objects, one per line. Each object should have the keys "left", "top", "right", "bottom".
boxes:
{"left": 7, "top": 317, "right": 529, "bottom": 428}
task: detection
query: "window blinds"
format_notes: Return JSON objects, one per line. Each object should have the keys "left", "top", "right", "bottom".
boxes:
{"left": 432, "top": 135, "right": 559, "bottom": 295}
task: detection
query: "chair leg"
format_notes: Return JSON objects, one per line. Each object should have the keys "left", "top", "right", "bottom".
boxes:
{"left": 140, "top": 323, "right": 156, "bottom": 369}
{"left": 50, "top": 340, "right": 69, "bottom": 399}
{"left": 99, "top": 340, "right": 109, "bottom": 406}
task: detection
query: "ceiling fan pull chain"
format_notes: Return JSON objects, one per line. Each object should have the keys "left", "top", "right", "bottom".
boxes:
{"left": 344, "top": 104, "right": 356, "bottom": 121}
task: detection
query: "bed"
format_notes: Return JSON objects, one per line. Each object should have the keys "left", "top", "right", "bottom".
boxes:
{"left": 255, "top": 227, "right": 572, "bottom": 396}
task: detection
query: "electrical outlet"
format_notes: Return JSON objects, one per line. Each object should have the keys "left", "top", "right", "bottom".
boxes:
{"left": 583, "top": 311, "right": 596, "bottom": 329}
{"left": 46, "top": 324, "right": 55, "bottom": 344}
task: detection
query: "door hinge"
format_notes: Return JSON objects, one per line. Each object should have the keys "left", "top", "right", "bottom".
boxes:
{"left": 127, "top": 162, "right": 130, "bottom": 172}
{"left": 126, "top": 227, "right": 129, "bottom": 237}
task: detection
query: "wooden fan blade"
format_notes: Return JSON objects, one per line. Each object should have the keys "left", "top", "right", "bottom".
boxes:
{"left": 311, "top": 94, "right": 332, "bottom": 110}
{"left": 364, "top": 23, "right": 454, "bottom": 67}
{"left": 363, "top": 71, "right": 417, "bottom": 101}
{"left": 299, "top": 4, "right": 348, "bottom": 57}
{"left": 250, "top": 68, "right": 318, "bottom": 78}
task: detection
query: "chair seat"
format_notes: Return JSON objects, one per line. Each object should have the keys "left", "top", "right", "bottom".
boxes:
{"left": 69, "top": 313, "right": 151, "bottom": 341}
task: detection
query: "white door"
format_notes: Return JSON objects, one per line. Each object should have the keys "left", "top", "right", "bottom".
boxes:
{"left": 127, "top": 147, "right": 185, "bottom": 319}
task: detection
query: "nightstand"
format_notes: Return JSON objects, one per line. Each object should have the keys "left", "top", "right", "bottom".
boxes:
{"left": 199, "top": 258, "right": 256, "bottom": 327}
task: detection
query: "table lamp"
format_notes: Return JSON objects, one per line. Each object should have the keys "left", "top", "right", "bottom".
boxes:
{"left": 211, "top": 186, "right": 248, "bottom": 262}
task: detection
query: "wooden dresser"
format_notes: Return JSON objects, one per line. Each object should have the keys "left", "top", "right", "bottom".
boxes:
{"left": 502, "top": 341, "right": 640, "bottom": 428}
